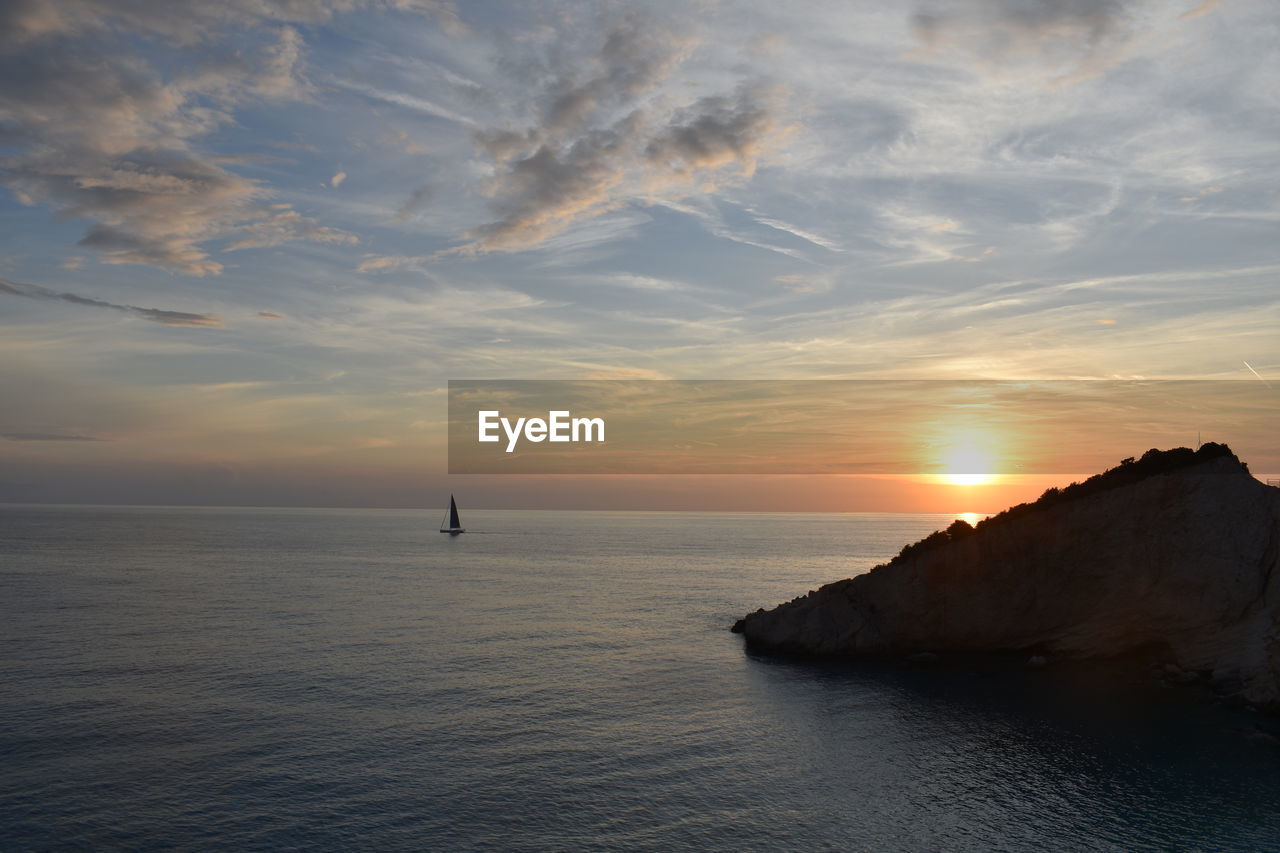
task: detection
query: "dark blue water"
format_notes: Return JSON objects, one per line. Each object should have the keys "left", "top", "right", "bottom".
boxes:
{"left": 2, "top": 505, "right": 1278, "bottom": 851}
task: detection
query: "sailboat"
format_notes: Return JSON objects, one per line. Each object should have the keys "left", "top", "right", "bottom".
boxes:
{"left": 439, "top": 494, "right": 465, "bottom": 535}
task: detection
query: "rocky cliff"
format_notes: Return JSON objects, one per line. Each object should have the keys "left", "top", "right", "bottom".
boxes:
{"left": 733, "top": 444, "right": 1280, "bottom": 710}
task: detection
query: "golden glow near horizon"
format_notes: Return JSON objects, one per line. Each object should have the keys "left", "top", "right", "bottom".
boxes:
{"left": 1, "top": 2, "right": 1278, "bottom": 510}
{"left": 940, "top": 443, "right": 997, "bottom": 486}
{"left": 943, "top": 472, "right": 996, "bottom": 487}
{"left": 929, "top": 426, "right": 1004, "bottom": 487}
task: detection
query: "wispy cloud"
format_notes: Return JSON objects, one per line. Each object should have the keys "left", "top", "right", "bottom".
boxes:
{"left": 395, "top": 185, "right": 434, "bottom": 221}
{"left": 223, "top": 205, "right": 357, "bottom": 251}
{"left": 773, "top": 274, "right": 832, "bottom": 294}
{"left": 0, "top": 27, "right": 311, "bottom": 274}
{"left": 911, "top": 0, "right": 1138, "bottom": 84}
{"left": 0, "top": 276, "right": 223, "bottom": 327}
{"left": 0, "top": 0, "right": 465, "bottom": 50}
{"left": 746, "top": 211, "right": 845, "bottom": 254}
{"left": 1181, "top": 0, "right": 1224, "bottom": 20}
{"left": 0, "top": 2, "right": 462, "bottom": 275}
{"left": 1, "top": 431, "right": 104, "bottom": 442}
{"left": 331, "top": 78, "right": 480, "bottom": 127}
{"left": 455, "top": 17, "right": 790, "bottom": 254}
{"left": 654, "top": 198, "right": 808, "bottom": 261}
{"left": 356, "top": 254, "right": 432, "bottom": 273}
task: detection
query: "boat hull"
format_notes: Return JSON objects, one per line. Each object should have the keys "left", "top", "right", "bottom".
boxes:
{"left": 440, "top": 528, "right": 465, "bottom": 535}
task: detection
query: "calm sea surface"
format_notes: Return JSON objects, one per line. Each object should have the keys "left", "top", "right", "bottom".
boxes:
{"left": 2, "top": 505, "right": 1278, "bottom": 851}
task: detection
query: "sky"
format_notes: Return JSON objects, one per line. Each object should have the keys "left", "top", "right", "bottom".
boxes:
{"left": 0, "top": 0, "right": 1277, "bottom": 510}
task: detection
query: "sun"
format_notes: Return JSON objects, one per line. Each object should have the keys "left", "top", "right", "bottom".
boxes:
{"left": 944, "top": 472, "right": 994, "bottom": 486}
{"left": 940, "top": 444, "right": 997, "bottom": 487}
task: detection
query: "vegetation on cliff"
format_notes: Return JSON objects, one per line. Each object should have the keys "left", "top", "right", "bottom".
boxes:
{"left": 892, "top": 443, "right": 1245, "bottom": 566}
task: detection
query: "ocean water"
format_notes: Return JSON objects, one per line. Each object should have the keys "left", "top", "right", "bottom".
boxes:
{"left": 1, "top": 505, "right": 1278, "bottom": 852}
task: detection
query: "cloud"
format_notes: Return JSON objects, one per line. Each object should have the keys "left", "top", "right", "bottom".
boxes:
{"left": 644, "top": 86, "right": 780, "bottom": 179}
{"left": 745, "top": 211, "right": 845, "bottom": 254}
{"left": 0, "top": 1, "right": 465, "bottom": 51}
{"left": 223, "top": 206, "right": 358, "bottom": 251}
{"left": 911, "top": 0, "right": 1137, "bottom": 84}
{"left": 747, "top": 34, "right": 788, "bottom": 57}
{"left": 656, "top": 198, "right": 807, "bottom": 261}
{"left": 356, "top": 254, "right": 430, "bottom": 273}
{"left": 331, "top": 170, "right": 347, "bottom": 188}
{"left": 0, "top": 0, "right": 74, "bottom": 52}
{"left": 463, "top": 111, "right": 642, "bottom": 252}
{"left": 961, "top": 246, "right": 998, "bottom": 263}
{"left": 1180, "top": 0, "right": 1223, "bottom": 19}
{"left": 395, "top": 184, "right": 434, "bottom": 220}
{"left": 269, "top": 139, "right": 319, "bottom": 152}
{"left": 542, "top": 20, "right": 692, "bottom": 137}
{"left": 257, "top": 311, "right": 285, "bottom": 319}
{"left": 10, "top": 150, "right": 262, "bottom": 276}
{"left": 598, "top": 273, "right": 687, "bottom": 292}
{"left": 0, "top": 39, "right": 282, "bottom": 274}
{"left": 774, "top": 274, "right": 831, "bottom": 294}
{"left": 578, "top": 368, "right": 668, "bottom": 380}
{"left": 0, "top": 276, "right": 223, "bottom": 327}
{"left": 0, "top": 4, "right": 407, "bottom": 274}
{"left": 1, "top": 431, "right": 103, "bottom": 441}
{"left": 457, "top": 18, "right": 788, "bottom": 254}
{"left": 1180, "top": 184, "right": 1224, "bottom": 202}
{"left": 383, "top": 129, "right": 431, "bottom": 155}
{"left": 332, "top": 78, "right": 480, "bottom": 126}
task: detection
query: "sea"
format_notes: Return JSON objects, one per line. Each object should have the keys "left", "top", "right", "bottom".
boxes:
{"left": 2, "top": 505, "right": 1278, "bottom": 852}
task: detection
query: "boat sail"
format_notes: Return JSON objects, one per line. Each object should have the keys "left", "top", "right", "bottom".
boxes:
{"left": 440, "top": 494, "right": 465, "bottom": 535}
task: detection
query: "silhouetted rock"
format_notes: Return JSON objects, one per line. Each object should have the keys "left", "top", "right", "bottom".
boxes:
{"left": 735, "top": 445, "right": 1280, "bottom": 711}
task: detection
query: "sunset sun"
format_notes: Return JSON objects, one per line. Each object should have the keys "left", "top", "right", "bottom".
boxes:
{"left": 940, "top": 444, "right": 998, "bottom": 487}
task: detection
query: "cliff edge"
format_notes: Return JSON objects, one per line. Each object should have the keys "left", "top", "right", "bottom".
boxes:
{"left": 733, "top": 444, "right": 1280, "bottom": 710}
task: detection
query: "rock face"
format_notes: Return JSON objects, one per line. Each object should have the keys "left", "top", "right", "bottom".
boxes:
{"left": 734, "top": 445, "right": 1280, "bottom": 710}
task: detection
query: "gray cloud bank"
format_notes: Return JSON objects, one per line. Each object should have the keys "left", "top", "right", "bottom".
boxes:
{"left": 0, "top": 276, "right": 223, "bottom": 327}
